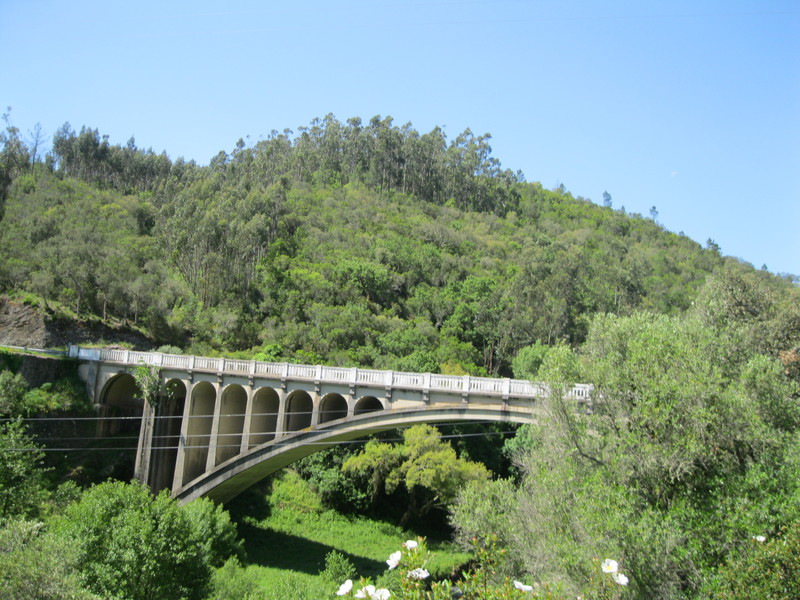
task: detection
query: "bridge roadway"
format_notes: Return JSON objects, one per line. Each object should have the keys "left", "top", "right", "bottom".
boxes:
{"left": 69, "top": 345, "right": 592, "bottom": 504}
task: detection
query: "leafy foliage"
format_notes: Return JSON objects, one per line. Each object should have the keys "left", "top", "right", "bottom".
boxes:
{"left": 2, "top": 113, "right": 776, "bottom": 378}
{"left": 0, "top": 519, "right": 99, "bottom": 600}
{"left": 53, "top": 481, "right": 241, "bottom": 600}
{"left": 452, "top": 270, "right": 800, "bottom": 598}
{"left": 0, "top": 420, "right": 48, "bottom": 518}
{"left": 706, "top": 523, "right": 800, "bottom": 599}
{"left": 343, "top": 424, "right": 490, "bottom": 525}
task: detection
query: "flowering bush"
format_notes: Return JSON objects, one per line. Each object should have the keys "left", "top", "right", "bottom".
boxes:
{"left": 592, "top": 557, "right": 629, "bottom": 599}
{"left": 706, "top": 524, "right": 800, "bottom": 599}
{"left": 334, "top": 536, "right": 568, "bottom": 600}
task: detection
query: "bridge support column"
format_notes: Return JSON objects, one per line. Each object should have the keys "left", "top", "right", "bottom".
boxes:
{"left": 172, "top": 381, "right": 194, "bottom": 493}
{"left": 310, "top": 392, "right": 320, "bottom": 428}
{"left": 274, "top": 389, "right": 287, "bottom": 438}
{"left": 239, "top": 384, "right": 255, "bottom": 454}
{"left": 133, "top": 398, "right": 156, "bottom": 487}
{"left": 205, "top": 382, "right": 223, "bottom": 472}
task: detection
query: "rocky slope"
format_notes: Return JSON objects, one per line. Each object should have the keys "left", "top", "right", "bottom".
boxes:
{"left": 0, "top": 298, "right": 153, "bottom": 350}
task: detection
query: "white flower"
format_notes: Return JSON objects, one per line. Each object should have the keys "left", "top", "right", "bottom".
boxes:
{"left": 601, "top": 559, "right": 619, "bottom": 574}
{"left": 355, "top": 585, "right": 375, "bottom": 598}
{"left": 753, "top": 535, "right": 766, "bottom": 542}
{"left": 612, "top": 572, "right": 629, "bottom": 586}
{"left": 386, "top": 550, "right": 402, "bottom": 569}
{"left": 403, "top": 539, "right": 419, "bottom": 550}
{"left": 355, "top": 585, "right": 391, "bottom": 600}
{"left": 337, "top": 579, "right": 353, "bottom": 596}
{"left": 408, "top": 567, "right": 430, "bottom": 579}
{"left": 513, "top": 580, "right": 534, "bottom": 592}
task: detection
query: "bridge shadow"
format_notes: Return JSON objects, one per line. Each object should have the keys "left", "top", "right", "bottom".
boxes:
{"left": 236, "top": 521, "right": 386, "bottom": 576}
{"left": 224, "top": 480, "right": 385, "bottom": 576}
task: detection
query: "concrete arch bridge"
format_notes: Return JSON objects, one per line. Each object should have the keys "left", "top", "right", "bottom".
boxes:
{"left": 71, "top": 345, "right": 592, "bottom": 504}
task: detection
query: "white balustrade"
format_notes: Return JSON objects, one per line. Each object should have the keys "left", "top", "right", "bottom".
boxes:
{"left": 393, "top": 372, "right": 425, "bottom": 389}
{"left": 431, "top": 374, "right": 462, "bottom": 391}
{"left": 323, "top": 367, "right": 350, "bottom": 382}
{"left": 224, "top": 359, "right": 250, "bottom": 373}
{"left": 73, "top": 345, "right": 592, "bottom": 401}
{"left": 194, "top": 356, "right": 218, "bottom": 371}
{"left": 288, "top": 364, "right": 316, "bottom": 379}
{"left": 254, "top": 361, "right": 282, "bottom": 376}
{"left": 357, "top": 369, "right": 386, "bottom": 385}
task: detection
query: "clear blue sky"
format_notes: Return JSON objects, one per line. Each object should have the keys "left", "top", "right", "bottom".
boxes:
{"left": 3, "top": 0, "right": 798, "bottom": 276}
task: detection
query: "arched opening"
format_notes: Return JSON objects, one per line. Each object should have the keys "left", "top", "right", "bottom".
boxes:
{"left": 216, "top": 384, "right": 247, "bottom": 466}
{"left": 149, "top": 379, "right": 186, "bottom": 493}
{"left": 182, "top": 381, "right": 215, "bottom": 485}
{"left": 319, "top": 393, "right": 348, "bottom": 423}
{"left": 98, "top": 373, "right": 143, "bottom": 437}
{"left": 354, "top": 395, "right": 383, "bottom": 415}
{"left": 285, "top": 390, "right": 313, "bottom": 432}
{"left": 250, "top": 387, "right": 279, "bottom": 447}
{"left": 96, "top": 373, "right": 143, "bottom": 480}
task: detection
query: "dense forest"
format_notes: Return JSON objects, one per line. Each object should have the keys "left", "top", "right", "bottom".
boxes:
{"left": 1, "top": 112, "right": 799, "bottom": 600}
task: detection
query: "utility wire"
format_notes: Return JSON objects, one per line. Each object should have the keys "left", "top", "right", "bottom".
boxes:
{"left": 0, "top": 428, "right": 520, "bottom": 453}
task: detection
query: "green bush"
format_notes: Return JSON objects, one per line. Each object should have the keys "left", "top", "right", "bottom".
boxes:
{"left": 53, "top": 481, "right": 241, "bottom": 600}
{"left": 320, "top": 549, "right": 357, "bottom": 583}
{"left": 706, "top": 522, "right": 800, "bottom": 599}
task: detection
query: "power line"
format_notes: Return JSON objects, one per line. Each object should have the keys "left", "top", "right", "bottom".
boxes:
{"left": 0, "top": 428, "right": 520, "bottom": 453}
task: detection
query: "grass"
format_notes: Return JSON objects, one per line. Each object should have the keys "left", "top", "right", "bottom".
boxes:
{"left": 0, "top": 345, "right": 71, "bottom": 359}
{"left": 224, "top": 470, "right": 470, "bottom": 598}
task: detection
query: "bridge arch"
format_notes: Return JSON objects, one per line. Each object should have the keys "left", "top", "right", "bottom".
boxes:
{"left": 285, "top": 390, "right": 313, "bottom": 431}
{"left": 174, "top": 405, "right": 535, "bottom": 505}
{"left": 149, "top": 378, "right": 187, "bottom": 492}
{"left": 319, "top": 393, "right": 348, "bottom": 423}
{"left": 182, "top": 381, "right": 216, "bottom": 485}
{"left": 216, "top": 384, "right": 247, "bottom": 466}
{"left": 249, "top": 386, "right": 280, "bottom": 447}
{"left": 97, "top": 373, "right": 143, "bottom": 437}
{"left": 354, "top": 395, "right": 383, "bottom": 415}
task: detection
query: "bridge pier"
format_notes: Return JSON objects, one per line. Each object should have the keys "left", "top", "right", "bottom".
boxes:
{"left": 133, "top": 398, "right": 156, "bottom": 486}
{"left": 239, "top": 384, "right": 254, "bottom": 455}
{"left": 171, "top": 382, "right": 194, "bottom": 492}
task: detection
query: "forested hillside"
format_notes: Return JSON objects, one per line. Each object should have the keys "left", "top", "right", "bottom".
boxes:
{"left": 2, "top": 114, "right": 800, "bottom": 600}
{"left": 3, "top": 113, "right": 789, "bottom": 376}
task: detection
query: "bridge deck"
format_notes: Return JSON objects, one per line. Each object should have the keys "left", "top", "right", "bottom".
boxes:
{"left": 70, "top": 345, "right": 592, "bottom": 400}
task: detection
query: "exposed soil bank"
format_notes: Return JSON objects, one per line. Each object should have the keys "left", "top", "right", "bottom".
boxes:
{"left": 0, "top": 298, "right": 153, "bottom": 350}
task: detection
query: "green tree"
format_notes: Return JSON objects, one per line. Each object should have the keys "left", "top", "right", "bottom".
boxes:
{"left": 343, "top": 424, "right": 489, "bottom": 525}
{"left": 0, "top": 519, "right": 99, "bottom": 600}
{"left": 0, "top": 420, "right": 48, "bottom": 518}
{"left": 54, "top": 481, "right": 240, "bottom": 600}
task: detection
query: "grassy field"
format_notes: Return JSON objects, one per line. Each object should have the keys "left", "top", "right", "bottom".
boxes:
{"left": 223, "top": 470, "right": 470, "bottom": 598}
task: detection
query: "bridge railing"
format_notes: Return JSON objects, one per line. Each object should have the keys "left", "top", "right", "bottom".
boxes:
{"left": 69, "top": 345, "right": 593, "bottom": 401}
